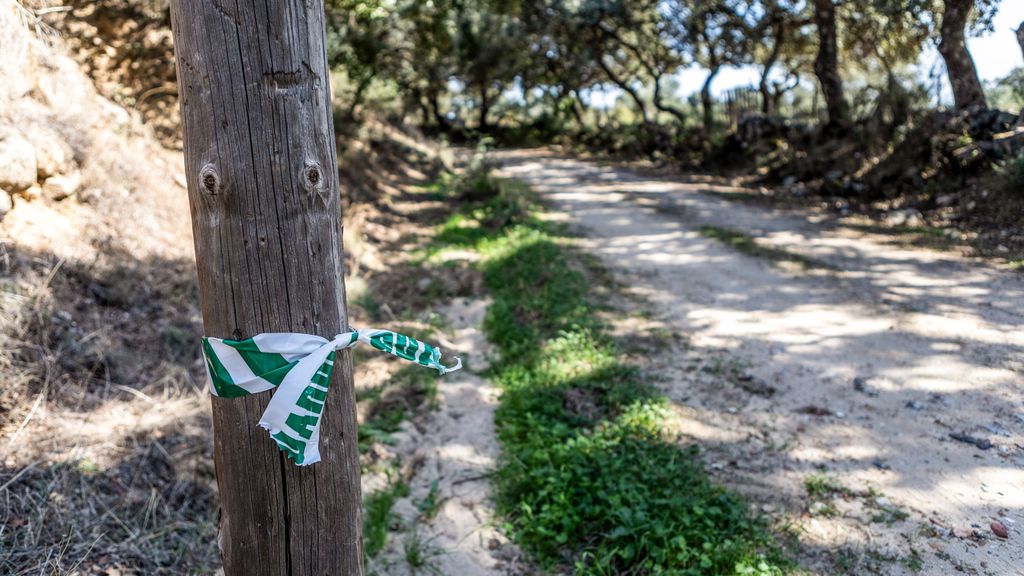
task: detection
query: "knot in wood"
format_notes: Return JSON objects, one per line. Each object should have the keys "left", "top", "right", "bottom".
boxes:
{"left": 302, "top": 160, "right": 325, "bottom": 193}
{"left": 199, "top": 164, "right": 220, "bottom": 195}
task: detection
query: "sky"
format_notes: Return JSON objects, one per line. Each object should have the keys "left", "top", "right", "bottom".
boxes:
{"left": 587, "top": 0, "right": 1024, "bottom": 108}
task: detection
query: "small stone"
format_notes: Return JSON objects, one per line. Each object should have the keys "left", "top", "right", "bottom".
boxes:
{"left": 0, "top": 191, "right": 12, "bottom": 217}
{"left": 952, "top": 526, "right": 974, "bottom": 539}
{"left": 41, "top": 171, "right": 82, "bottom": 201}
{"left": 853, "top": 377, "right": 879, "bottom": 397}
{"left": 990, "top": 521, "right": 1009, "bottom": 539}
{"left": 16, "top": 184, "right": 42, "bottom": 201}
{"left": 24, "top": 126, "right": 73, "bottom": 180}
{"left": 936, "top": 193, "right": 956, "bottom": 207}
{"left": 885, "top": 209, "right": 923, "bottom": 228}
{"left": 0, "top": 124, "right": 37, "bottom": 193}
{"left": 487, "top": 537, "right": 501, "bottom": 550}
{"left": 809, "top": 501, "right": 829, "bottom": 515}
{"left": 905, "top": 400, "right": 924, "bottom": 410}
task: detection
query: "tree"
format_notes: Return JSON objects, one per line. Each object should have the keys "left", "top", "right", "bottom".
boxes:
{"left": 938, "top": 0, "right": 988, "bottom": 111}
{"left": 454, "top": 2, "right": 523, "bottom": 131}
{"left": 749, "top": 0, "right": 812, "bottom": 115}
{"left": 811, "top": 0, "right": 848, "bottom": 128}
{"left": 663, "top": 0, "right": 752, "bottom": 132}
{"left": 393, "top": 0, "right": 458, "bottom": 130}
{"left": 1016, "top": 20, "right": 1024, "bottom": 65}
{"left": 169, "top": 1, "right": 363, "bottom": 574}
{"left": 588, "top": 0, "right": 688, "bottom": 124}
{"left": 325, "top": 0, "right": 394, "bottom": 121}
{"left": 520, "top": 1, "right": 604, "bottom": 128}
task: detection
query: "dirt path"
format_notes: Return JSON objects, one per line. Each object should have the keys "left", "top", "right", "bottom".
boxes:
{"left": 364, "top": 298, "right": 522, "bottom": 576}
{"left": 494, "top": 149, "right": 1024, "bottom": 575}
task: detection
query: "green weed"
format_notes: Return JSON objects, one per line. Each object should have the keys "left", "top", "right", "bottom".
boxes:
{"left": 358, "top": 404, "right": 406, "bottom": 452}
{"left": 803, "top": 474, "right": 852, "bottom": 498}
{"left": 416, "top": 480, "right": 444, "bottom": 521}
{"left": 402, "top": 529, "right": 441, "bottom": 573}
{"left": 902, "top": 548, "right": 923, "bottom": 572}
{"left": 363, "top": 479, "right": 410, "bottom": 558}
{"left": 358, "top": 364, "right": 440, "bottom": 451}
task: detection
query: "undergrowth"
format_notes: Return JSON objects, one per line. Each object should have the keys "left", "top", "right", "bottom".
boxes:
{"left": 430, "top": 167, "right": 786, "bottom": 574}
{"left": 363, "top": 476, "right": 410, "bottom": 558}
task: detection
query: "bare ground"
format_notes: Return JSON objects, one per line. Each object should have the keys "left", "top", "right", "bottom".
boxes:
{"left": 365, "top": 296, "right": 523, "bottom": 576}
{"left": 494, "top": 149, "right": 1024, "bottom": 576}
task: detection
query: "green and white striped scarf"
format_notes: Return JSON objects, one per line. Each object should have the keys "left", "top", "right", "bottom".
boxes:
{"left": 202, "top": 329, "right": 460, "bottom": 465}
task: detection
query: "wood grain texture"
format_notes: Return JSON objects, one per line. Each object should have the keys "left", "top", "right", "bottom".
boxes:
{"left": 169, "top": 1, "right": 363, "bottom": 574}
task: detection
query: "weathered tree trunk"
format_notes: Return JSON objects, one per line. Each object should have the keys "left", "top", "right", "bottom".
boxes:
{"left": 169, "top": 2, "right": 364, "bottom": 575}
{"left": 939, "top": 0, "right": 987, "bottom": 111}
{"left": 759, "top": 23, "right": 784, "bottom": 115}
{"left": 478, "top": 84, "right": 491, "bottom": 132}
{"left": 604, "top": 30, "right": 687, "bottom": 125}
{"left": 1015, "top": 21, "right": 1024, "bottom": 66}
{"left": 812, "top": 0, "right": 848, "bottom": 128}
{"left": 597, "top": 58, "right": 649, "bottom": 123}
{"left": 701, "top": 66, "right": 721, "bottom": 133}
{"left": 651, "top": 74, "right": 689, "bottom": 125}
{"left": 426, "top": 84, "right": 450, "bottom": 130}
{"left": 347, "top": 76, "right": 372, "bottom": 122}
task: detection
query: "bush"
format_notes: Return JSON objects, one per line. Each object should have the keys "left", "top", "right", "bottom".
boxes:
{"left": 999, "top": 153, "right": 1024, "bottom": 195}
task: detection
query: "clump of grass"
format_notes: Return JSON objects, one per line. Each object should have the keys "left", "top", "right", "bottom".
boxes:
{"left": 416, "top": 480, "right": 444, "bottom": 521}
{"left": 402, "top": 529, "right": 441, "bottom": 573}
{"left": 358, "top": 363, "right": 440, "bottom": 452}
{"left": 699, "top": 225, "right": 829, "bottom": 270}
{"left": 433, "top": 169, "right": 786, "bottom": 574}
{"left": 358, "top": 403, "right": 407, "bottom": 451}
{"left": 803, "top": 474, "right": 852, "bottom": 498}
{"left": 363, "top": 478, "right": 410, "bottom": 558}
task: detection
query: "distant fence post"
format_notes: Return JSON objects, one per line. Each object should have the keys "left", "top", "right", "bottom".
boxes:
{"left": 723, "top": 86, "right": 760, "bottom": 128}
{"left": 169, "top": 1, "right": 363, "bottom": 574}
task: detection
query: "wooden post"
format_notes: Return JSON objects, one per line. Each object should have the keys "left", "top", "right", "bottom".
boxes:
{"left": 169, "top": 1, "right": 363, "bottom": 574}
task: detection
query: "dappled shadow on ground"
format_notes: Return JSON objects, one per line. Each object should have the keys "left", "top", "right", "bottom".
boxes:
{"left": 0, "top": 242, "right": 217, "bottom": 575}
{"left": 493, "top": 149, "right": 1024, "bottom": 574}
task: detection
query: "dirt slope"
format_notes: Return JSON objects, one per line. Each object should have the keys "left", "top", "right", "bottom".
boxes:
{"left": 494, "top": 149, "right": 1024, "bottom": 576}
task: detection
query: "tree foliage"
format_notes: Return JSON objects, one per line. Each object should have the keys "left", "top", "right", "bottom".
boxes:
{"left": 322, "top": 0, "right": 1018, "bottom": 130}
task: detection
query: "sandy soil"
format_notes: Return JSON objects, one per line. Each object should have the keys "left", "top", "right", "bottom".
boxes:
{"left": 494, "top": 149, "right": 1024, "bottom": 576}
{"left": 365, "top": 296, "right": 524, "bottom": 576}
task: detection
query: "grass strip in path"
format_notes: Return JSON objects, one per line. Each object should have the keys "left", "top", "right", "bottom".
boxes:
{"left": 698, "top": 225, "right": 831, "bottom": 271}
{"left": 431, "top": 174, "right": 787, "bottom": 575}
